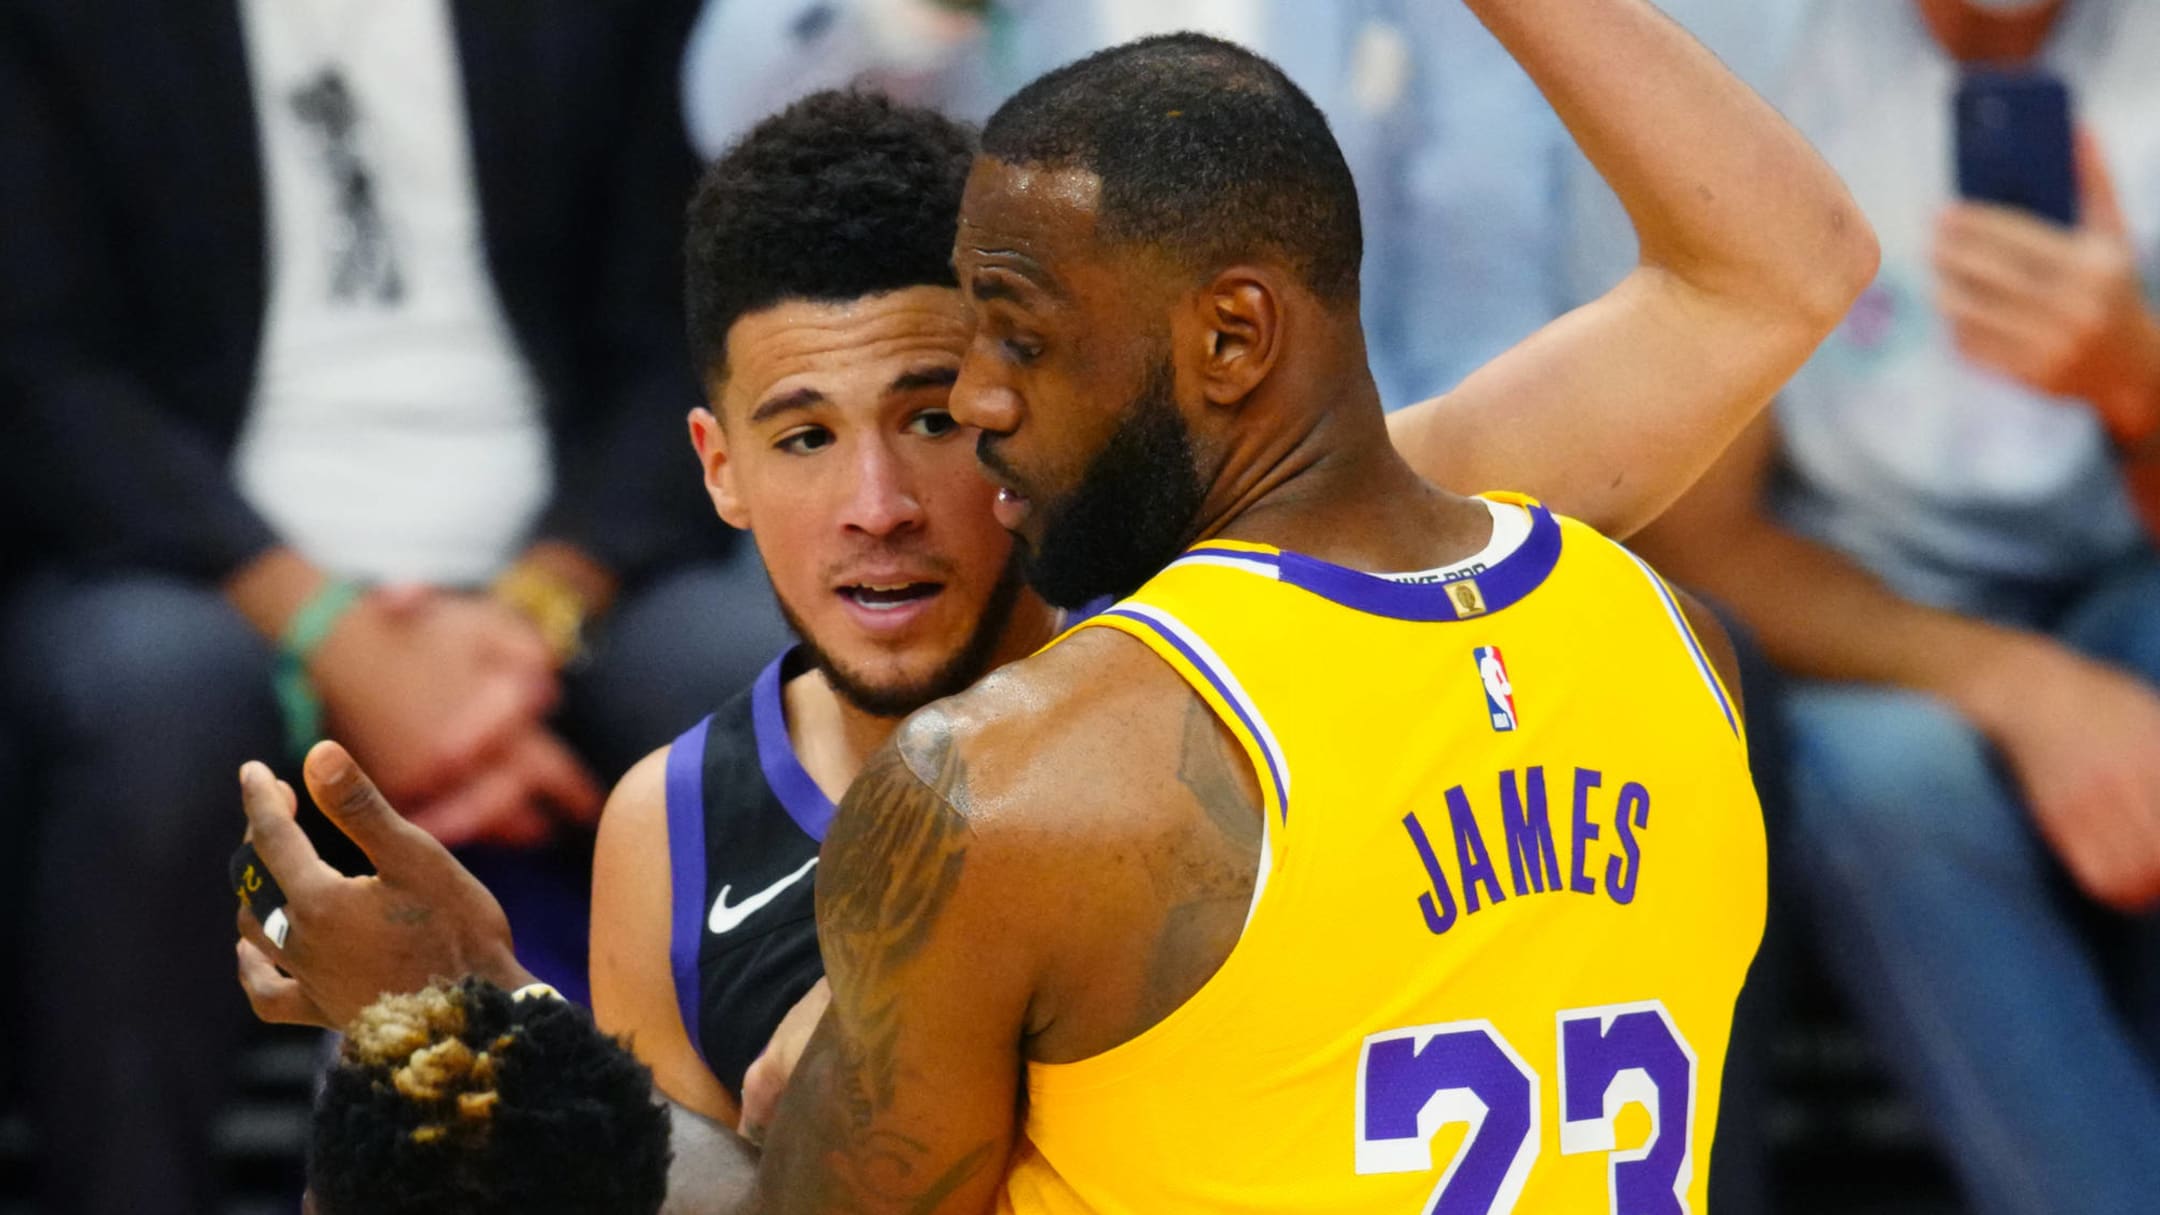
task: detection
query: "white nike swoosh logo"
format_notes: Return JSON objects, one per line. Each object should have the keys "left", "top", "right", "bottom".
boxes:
{"left": 708, "top": 856, "right": 819, "bottom": 936}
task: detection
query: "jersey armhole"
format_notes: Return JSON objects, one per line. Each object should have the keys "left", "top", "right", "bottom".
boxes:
{"left": 1026, "top": 610, "right": 1289, "bottom": 1095}
{"left": 1612, "top": 544, "right": 1748, "bottom": 749}
{"left": 664, "top": 715, "right": 715, "bottom": 1067}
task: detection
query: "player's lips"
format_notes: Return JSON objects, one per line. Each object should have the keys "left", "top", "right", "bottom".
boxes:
{"left": 975, "top": 436, "right": 1033, "bottom": 531}
{"left": 834, "top": 579, "right": 945, "bottom": 634}
{"left": 992, "top": 486, "right": 1029, "bottom": 531}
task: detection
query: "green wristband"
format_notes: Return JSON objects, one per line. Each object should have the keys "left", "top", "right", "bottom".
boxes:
{"left": 273, "top": 578, "right": 366, "bottom": 761}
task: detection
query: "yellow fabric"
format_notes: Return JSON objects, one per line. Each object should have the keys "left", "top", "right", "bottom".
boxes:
{"left": 1000, "top": 495, "right": 1765, "bottom": 1214}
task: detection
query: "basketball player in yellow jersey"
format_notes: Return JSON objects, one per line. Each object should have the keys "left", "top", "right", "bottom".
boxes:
{"left": 714, "top": 3, "right": 1874, "bottom": 1212}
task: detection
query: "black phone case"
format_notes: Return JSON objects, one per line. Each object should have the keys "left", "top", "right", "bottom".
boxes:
{"left": 1955, "top": 70, "right": 2078, "bottom": 228}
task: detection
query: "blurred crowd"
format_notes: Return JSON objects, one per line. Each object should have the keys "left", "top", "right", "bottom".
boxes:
{"left": 4, "top": 1, "right": 2160, "bottom": 1213}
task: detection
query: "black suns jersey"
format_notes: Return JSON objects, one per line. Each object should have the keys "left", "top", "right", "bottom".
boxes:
{"left": 662, "top": 649, "right": 832, "bottom": 1097}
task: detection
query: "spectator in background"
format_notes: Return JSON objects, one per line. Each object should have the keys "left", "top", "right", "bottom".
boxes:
{"left": 0, "top": 1, "right": 787, "bottom": 1211}
{"left": 1605, "top": 2, "right": 2160, "bottom": 1212}
{"left": 680, "top": 0, "right": 1572, "bottom": 411}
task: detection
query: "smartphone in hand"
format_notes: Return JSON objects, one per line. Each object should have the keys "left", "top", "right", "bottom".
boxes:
{"left": 1955, "top": 69, "right": 2078, "bottom": 227}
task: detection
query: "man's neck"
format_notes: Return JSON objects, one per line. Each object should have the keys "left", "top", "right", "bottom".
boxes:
{"left": 1916, "top": 0, "right": 2067, "bottom": 64}
{"left": 784, "top": 670, "right": 899, "bottom": 804}
{"left": 1201, "top": 348, "right": 1491, "bottom": 575}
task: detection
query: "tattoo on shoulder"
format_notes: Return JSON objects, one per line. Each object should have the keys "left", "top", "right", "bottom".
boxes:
{"left": 820, "top": 713, "right": 974, "bottom": 975}
{"left": 771, "top": 713, "right": 997, "bottom": 1211}
{"left": 1175, "top": 697, "right": 1263, "bottom": 850}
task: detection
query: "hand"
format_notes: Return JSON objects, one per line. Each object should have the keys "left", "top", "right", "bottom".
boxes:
{"left": 738, "top": 978, "right": 831, "bottom": 1145}
{"left": 1953, "top": 637, "right": 2160, "bottom": 911}
{"left": 233, "top": 741, "right": 533, "bottom": 1030}
{"left": 1935, "top": 131, "right": 2160, "bottom": 441}
{"left": 311, "top": 588, "right": 562, "bottom": 802}
{"left": 402, "top": 726, "right": 605, "bottom": 850}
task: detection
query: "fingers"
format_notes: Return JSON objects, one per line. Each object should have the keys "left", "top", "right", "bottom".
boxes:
{"left": 406, "top": 731, "right": 599, "bottom": 848}
{"left": 1934, "top": 231, "right": 2054, "bottom": 306}
{"left": 741, "top": 979, "right": 832, "bottom": 1143}
{"left": 239, "top": 761, "right": 331, "bottom": 895}
{"left": 405, "top": 763, "right": 539, "bottom": 851}
{"left": 482, "top": 608, "right": 559, "bottom": 680}
{"left": 432, "top": 674, "right": 551, "bottom": 783}
{"left": 302, "top": 741, "right": 445, "bottom": 874}
{"left": 236, "top": 937, "right": 329, "bottom": 1028}
{"left": 2041, "top": 777, "right": 2160, "bottom": 912}
{"left": 2076, "top": 127, "right": 2128, "bottom": 237}
{"left": 1940, "top": 202, "right": 2074, "bottom": 275}
{"left": 519, "top": 732, "right": 603, "bottom": 826}
{"left": 738, "top": 1052, "right": 782, "bottom": 1147}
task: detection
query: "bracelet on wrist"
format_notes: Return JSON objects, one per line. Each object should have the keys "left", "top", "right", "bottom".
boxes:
{"left": 491, "top": 562, "right": 592, "bottom": 668}
{"left": 272, "top": 578, "right": 367, "bottom": 760}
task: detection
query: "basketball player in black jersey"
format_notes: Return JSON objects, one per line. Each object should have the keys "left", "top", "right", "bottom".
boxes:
{"left": 240, "top": 14, "right": 1874, "bottom": 1192}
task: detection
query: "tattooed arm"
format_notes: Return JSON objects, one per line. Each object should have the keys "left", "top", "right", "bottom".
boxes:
{"left": 743, "top": 707, "right": 1036, "bottom": 1215}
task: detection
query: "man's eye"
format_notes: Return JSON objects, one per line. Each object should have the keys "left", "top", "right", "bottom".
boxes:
{"left": 908, "top": 411, "right": 960, "bottom": 439}
{"left": 776, "top": 427, "right": 833, "bottom": 454}
{"left": 1003, "top": 338, "right": 1043, "bottom": 365}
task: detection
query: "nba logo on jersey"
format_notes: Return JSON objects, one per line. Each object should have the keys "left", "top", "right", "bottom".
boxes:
{"left": 1474, "top": 645, "right": 1517, "bottom": 732}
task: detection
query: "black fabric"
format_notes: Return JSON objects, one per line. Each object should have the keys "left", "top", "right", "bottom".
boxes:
{"left": 0, "top": 0, "right": 724, "bottom": 584}
{"left": 691, "top": 686, "right": 825, "bottom": 1098}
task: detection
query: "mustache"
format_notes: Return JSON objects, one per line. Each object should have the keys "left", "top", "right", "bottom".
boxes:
{"left": 820, "top": 541, "right": 959, "bottom": 584}
{"left": 974, "top": 432, "right": 1027, "bottom": 495}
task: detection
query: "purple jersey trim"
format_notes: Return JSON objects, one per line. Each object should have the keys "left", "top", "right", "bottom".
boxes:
{"left": 1099, "top": 607, "right": 1291, "bottom": 824}
{"left": 1638, "top": 565, "right": 1740, "bottom": 737}
{"left": 1183, "top": 504, "right": 1564, "bottom": 622}
{"left": 753, "top": 649, "right": 837, "bottom": 843}
{"left": 664, "top": 713, "right": 714, "bottom": 1065}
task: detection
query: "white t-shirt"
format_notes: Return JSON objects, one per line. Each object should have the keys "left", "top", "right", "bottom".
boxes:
{"left": 233, "top": 0, "right": 552, "bottom": 587}
{"left": 1767, "top": 0, "right": 2157, "bottom": 615}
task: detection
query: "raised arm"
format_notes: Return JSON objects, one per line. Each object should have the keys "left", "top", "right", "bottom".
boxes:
{"left": 1388, "top": 0, "right": 1877, "bottom": 539}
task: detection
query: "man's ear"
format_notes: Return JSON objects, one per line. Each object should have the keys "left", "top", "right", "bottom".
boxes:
{"left": 687, "top": 407, "right": 750, "bottom": 530}
{"left": 1187, "top": 268, "right": 1282, "bottom": 409}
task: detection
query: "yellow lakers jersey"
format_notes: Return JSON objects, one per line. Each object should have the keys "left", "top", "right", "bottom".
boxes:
{"left": 999, "top": 494, "right": 1766, "bottom": 1215}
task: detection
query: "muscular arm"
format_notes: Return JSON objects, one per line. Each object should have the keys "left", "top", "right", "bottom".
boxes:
{"left": 603, "top": 721, "right": 1033, "bottom": 1215}
{"left": 1388, "top": 0, "right": 1878, "bottom": 540}
{"left": 747, "top": 715, "right": 1034, "bottom": 1215}
{"left": 590, "top": 747, "right": 744, "bottom": 1125}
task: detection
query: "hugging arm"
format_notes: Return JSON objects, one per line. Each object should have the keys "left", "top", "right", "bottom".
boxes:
{"left": 738, "top": 714, "right": 1034, "bottom": 1214}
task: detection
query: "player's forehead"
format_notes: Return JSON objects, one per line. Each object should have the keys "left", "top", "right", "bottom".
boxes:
{"left": 954, "top": 158, "right": 1105, "bottom": 306}
{"left": 718, "top": 287, "right": 969, "bottom": 424}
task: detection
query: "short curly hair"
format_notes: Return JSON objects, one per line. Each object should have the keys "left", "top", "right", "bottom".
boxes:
{"left": 306, "top": 978, "right": 671, "bottom": 1215}
{"left": 684, "top": 89, "right": 978, "bottom": 380}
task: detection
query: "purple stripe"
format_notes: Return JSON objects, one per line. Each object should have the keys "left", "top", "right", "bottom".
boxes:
{"left": 1101, "top": 608, "right": 1290, "bottom": 824}
{"left": 664, "top": 714, "right": 714, "bottom": 1065}
{"left": 1642, "top": 572, "right": 1740, "bottom": 737}
{"left": 1268, "top": 505, "right": 1564, "bottom": 621}
{"left": 753, "top": 650, "right": 837, "bottom": 842}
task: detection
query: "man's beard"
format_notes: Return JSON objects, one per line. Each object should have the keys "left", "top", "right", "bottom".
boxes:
{"left": 777, "top": 551, "right": 1027, "bottom": 719}
{"left": 1014, "top": 354, "right": 1207, "bottom": 609}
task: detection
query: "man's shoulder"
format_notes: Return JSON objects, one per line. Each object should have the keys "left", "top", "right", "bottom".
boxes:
{"left": 875, "top": 626, "right": 1211, "bottom": 840}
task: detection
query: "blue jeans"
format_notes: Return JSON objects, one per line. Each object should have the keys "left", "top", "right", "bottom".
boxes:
{"left": 0, "top": 547, "right": 789, "bottom": 1214}
{"left": 1786, "top": 557, "right": 2160, "bottom": 1215}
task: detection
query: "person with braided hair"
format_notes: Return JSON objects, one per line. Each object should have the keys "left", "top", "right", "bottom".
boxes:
{"left": 304, "top": 977, "right": 671, "bottom": 1215}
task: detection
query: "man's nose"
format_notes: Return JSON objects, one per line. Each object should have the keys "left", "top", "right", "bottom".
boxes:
{"left": 951, "top": 349, "right": 1022, "bottom": 436}
{"left": 841, "top": 438, "right": 926, "bottom": 537}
